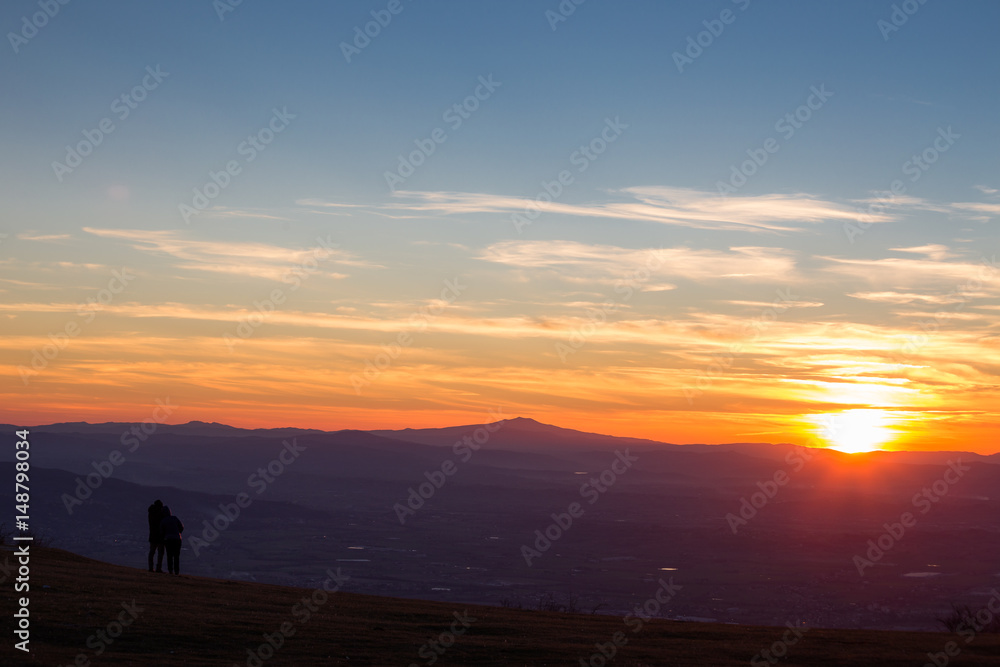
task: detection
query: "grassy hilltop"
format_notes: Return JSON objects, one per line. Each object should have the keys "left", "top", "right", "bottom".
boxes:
{"left": 3, "top": 546, "right": 1000, "bottom": 666}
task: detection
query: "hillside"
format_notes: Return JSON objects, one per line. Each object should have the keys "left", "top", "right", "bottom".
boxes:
{"left": 3, "top": 547, "right": 999, "bottom": 666}
{"left": 4, "top": 420, "right": 1000, "bottom": 632}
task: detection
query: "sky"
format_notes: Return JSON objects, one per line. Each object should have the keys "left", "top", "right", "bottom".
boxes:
{"left": 1, "top": 0, "right": 998, "bottom": 453}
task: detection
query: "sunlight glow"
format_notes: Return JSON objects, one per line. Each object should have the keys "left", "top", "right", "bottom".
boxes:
{"left": 813, "top": 409, "right": 896, "bottom": 453}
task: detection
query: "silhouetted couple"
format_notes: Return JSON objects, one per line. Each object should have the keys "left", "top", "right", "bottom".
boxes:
{"left": 147, "top": 499, "right": 184, "bottom": 575}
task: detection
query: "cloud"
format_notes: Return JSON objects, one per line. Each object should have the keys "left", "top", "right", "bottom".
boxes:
{"left": 951, "top": 202, "right": 1000, "bottom": 218}
{"left": 201, "top": 207, "right": 292, "bottom": 222}
{"left": 890, "top": 244, "right": 958, "bottom": 261}
{"left": 852, "top": 194, "right": 952, "bottom": 214}
{"left": 295, "top": 198, "right": 364, "bottom": 209}
{"left": 893, "top": 310, "right": 989, "bottom": 321}
{"left": 622, "top": 186, "right": 876, "bottom": 229}
{"left": 382, "top": 186, "right": 870, "bottom": 232}
{"left": 479, "top": 240, "right": 799, "bottom": 284}
{"left": 17, "top": 232, "right": 73, "bottom": 242}
{"left": 820, "top": 255, "right": 998, "bottom": 289}
{"left": 725, "top": 299, "right": 824, "bottom": 309}
{"left": 848, "top": 291, "right": 970, "bottom": 305}
{"left": 82, "top": 228, "right": 368, "bottom": 281}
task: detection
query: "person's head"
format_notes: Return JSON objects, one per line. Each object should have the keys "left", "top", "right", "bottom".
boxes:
{"left": 153, "top": 499, "right": 163, "bottom": 508}
{"left": 162, "top": 506, "right": 171, "bottom": 516}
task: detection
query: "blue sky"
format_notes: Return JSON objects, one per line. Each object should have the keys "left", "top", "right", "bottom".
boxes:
{"left": 5, "top": 1, "right": 997, "bottom": 217}
{"left": 2, "top": 0, "right": 999, "bottom": 449}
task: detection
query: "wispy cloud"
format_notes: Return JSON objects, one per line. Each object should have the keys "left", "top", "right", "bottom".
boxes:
{"left": 848, "top": 291, "right": 971, "bottom": 305}
{"left": 890, "top": 244, "right": 958, "bottom": 261}
{"left": 820, "top": 255, "right": 997, "bottom": 289}
{"left": 378, "top": 186, "right": 870, "bottom": 232}
{"left": 951, "top": 202, "right": 1000, "bottom": 219}
{"left": 724, "top": 299, "right": 824, "bottom": 308}
{"left": 201, "top": 207, "right": 293, "bottom": 222}
{"left": 17, "top": 232, "right": 73, "bottom": 242}
{"left": 479, "top": 240, "right": 799, "bottom": 283}
{"left": 851, "top": 194, "right": 952, "bottom": 214}
{"left": 83, "top": 228, "right": 368, "bottom": 281}
{"left": 295, "top": 198, "right": 365, "bottom": 209}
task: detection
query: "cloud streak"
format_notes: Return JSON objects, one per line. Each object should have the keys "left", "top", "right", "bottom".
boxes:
{"left": 479, "top": 240, "right": 800, "bottom": 283}
{"left": 377, "top": 186, "right": 871, "bottom": 232}
{"left": 83, "top": 228, "right": 368, "bottom": 281}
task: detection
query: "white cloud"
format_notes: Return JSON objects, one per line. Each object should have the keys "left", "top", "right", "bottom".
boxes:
{"left": 17, "top": 232, "right": 73, "bottom": 242}
{"left": 890, "top": 244, "right": 958, "bottom": 261}
{"left": 479, "top": 240, "right": 799, "bottom": 283}
{"left": 848, "top": 291, "right": 969, "bottom": 305}
{"left": 382, "top": 186, "right": 871, "bottom": 232}
{"left": 820, "top": 255, "right": 998, "bottom": 289}
{"left": 951, "top": 202, "right": 1000, "bottom": 218}
{"left": 202, "top": 207, "right": 292, "bottom": 222}
{"left": 82, "top": 228, "right": 368, "bottom": 281}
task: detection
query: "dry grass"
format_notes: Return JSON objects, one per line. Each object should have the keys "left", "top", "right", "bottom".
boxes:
{"left": 3, "top": 546, "right": 1000, "bottom": 666}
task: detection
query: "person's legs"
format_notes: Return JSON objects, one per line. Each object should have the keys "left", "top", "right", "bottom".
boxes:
{"left": 165, "top": 540, "right": 180, "bottom": 574}
{"left": 155, "top": 543, "right": 165, "bottom": 572}
{"left": 147, "top": 542, "right": 155, "bottom": 571}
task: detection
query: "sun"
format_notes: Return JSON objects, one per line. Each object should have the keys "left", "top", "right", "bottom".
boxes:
{"left": 814, "top": 409, "right": 895, "bottom": 453}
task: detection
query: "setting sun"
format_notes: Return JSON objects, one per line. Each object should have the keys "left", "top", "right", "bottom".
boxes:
{"left": 815, "top": 409, "right": 896, "bottom": 454}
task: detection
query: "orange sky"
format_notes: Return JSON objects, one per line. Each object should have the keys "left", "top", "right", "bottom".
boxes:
{"left": 3, "top": 1, "right": 1000, "bottom": 457}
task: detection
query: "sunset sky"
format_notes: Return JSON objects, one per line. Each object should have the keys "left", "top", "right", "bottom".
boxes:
{"left": 2, "top": 1, "right": 998, "bottom": 452}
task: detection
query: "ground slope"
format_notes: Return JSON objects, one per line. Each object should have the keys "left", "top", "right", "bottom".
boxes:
{"left": 2, "top": 546, "right": 999, "bottom": 666}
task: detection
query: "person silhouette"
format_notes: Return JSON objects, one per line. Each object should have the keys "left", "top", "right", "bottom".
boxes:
{"left": 147, "top": 500, "right": 166, "bottom": 573}
{"left": 159, "top": 506, "right": 184, "bottom": 575}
